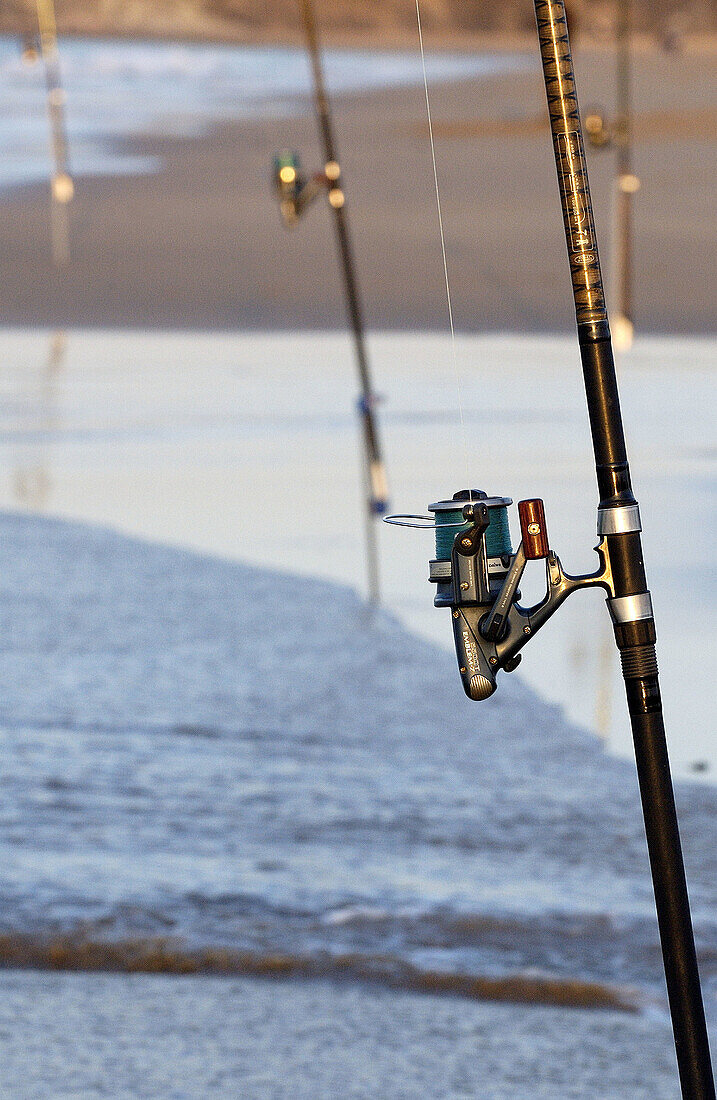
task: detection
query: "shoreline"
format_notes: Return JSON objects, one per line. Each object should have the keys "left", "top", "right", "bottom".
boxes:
{"left": 12, "top": 29, "right": 717, "bottom": 51}
{"left": 2, "top": 14, "right": 717, "bottom": 52}
{"left": 3, "top": 24, "right": 717, "bottom": 52}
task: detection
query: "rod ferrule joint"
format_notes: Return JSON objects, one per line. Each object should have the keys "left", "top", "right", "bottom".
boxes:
{"left": 577, "top": 319, "right": 611, "bottom": 344}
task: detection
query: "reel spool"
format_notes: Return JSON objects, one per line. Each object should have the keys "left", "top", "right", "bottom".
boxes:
{"left": 273, "top": 151, "right": 304, "bottom": 225}
{"left": 428, "top": 490, "right": 513, "bottom": 609}
{"left": 584, "top": 107, "right": 612, "bottom": 148}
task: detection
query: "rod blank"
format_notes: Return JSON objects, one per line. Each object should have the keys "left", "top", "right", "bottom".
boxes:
{"left": 298, "top": 0, "right": 388, "bottom": 604}
{"left": 533, "top": 1, "right": 715, "bottom": 1094}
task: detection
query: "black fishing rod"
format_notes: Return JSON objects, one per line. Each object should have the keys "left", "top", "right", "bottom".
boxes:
{"left": 272, "top": 0, "right": 388, "bottom": 605}
{"left": 387, "top": 2, "right": 714, "bottom": 1093}
{"left": 534, "top": 15, "right": 713, "bottom": 1090}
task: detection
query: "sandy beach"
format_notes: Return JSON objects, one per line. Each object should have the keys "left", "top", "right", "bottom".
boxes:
{"left": 0, "top": 45, "right": 715, "bottom": 333}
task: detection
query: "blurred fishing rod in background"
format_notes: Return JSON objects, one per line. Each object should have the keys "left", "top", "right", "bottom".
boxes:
{"left": 34, "top": 0, "right": 73, "bottom": 268}
{"left": 584, "top": 0, "right": 640, "bottom": 350}
{"left": 272, "top": 0, "right": 389, "bottom": 606}
{"left": 14, "top": 0, "right": 71, "bottom": 509}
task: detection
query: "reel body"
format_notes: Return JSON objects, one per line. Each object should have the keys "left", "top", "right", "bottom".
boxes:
{"left": 272, "top": 151, "right": 343, "bottom": 226}
{"left": 272, "top": 152, "right": 306, "bottom": 225}
{"left": 426, "top": 490, "right": 614, "bottom": 700}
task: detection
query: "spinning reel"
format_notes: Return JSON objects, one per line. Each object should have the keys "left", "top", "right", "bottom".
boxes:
{"left": 583, "top": 107, "right": 614, "bottom": 148}
{"left": 583, "top": 108, "right": 640, "bottom": 193}
{"left": 272, "top": 151, "right": 344, "bottom": 227}
{"left": 388, "top": 490, "right": 615, "bottom": 701}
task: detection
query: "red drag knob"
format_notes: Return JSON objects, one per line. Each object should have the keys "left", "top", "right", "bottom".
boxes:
{"left": 518, "top": 499, "right": 549, "bottom": 559}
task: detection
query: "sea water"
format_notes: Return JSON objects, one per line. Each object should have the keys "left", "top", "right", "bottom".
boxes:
{"left": 0, "top": 508, "right": 714, "bottom": 1015}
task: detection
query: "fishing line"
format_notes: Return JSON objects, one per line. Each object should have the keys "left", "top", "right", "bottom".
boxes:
{"left": 414, "top": 0, "right": 471, "bottom": 491}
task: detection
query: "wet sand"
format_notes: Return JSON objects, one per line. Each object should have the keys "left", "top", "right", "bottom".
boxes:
{"left": 0, "top": 46, "right": 715, "bottom": 333}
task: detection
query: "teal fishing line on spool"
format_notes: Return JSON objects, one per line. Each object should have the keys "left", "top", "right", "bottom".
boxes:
{"left": 434, "top": 509, "right": 468, "bottom": 560}
{"left": 485, "top": 506, "right": 512, "bottom": 558}
{"left": 434, "top": 505, "right": 512, "bottom": 560}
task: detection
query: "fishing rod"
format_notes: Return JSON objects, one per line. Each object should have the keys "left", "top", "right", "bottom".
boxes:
{"left": 35, "top": 0, "right": 73, "bottom": 268}
{"left": 584, "top": 0, "right": 640, "bottom": 350}
{"left": 387, "top": 2, "right": 714, "bottom": 1094}
{"left": 13, "top": 330, "right": 64, "bottom": 510}
{"left": 271, "top": 0, "right": 388, "bottom": 605}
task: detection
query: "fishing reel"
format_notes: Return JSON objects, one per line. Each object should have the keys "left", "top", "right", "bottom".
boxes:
{"left": 387, "top": 490, "right": 615, "bottom": 701}
{"left": 583, "top": 107, "right": 613, "bottom": 148}
{"left": 583, "top": 108, "right": 641, "bottom": 197}
{"left": 272, "top": 151, "right": 344, "bottom": 227}
{"left": 583, "top": 106, "right": 639, "bottom": 159}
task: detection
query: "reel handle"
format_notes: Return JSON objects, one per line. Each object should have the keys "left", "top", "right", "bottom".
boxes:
{"left": 452, "top": 608, "right": 498, "bottom": 701}
{"left": 482, "top": 544, "right": 526, "bottom": 642}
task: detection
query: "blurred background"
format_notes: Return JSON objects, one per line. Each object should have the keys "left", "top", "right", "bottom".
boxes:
{"left": 0, "top": 2, "right": 713, "bottom": 1097}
